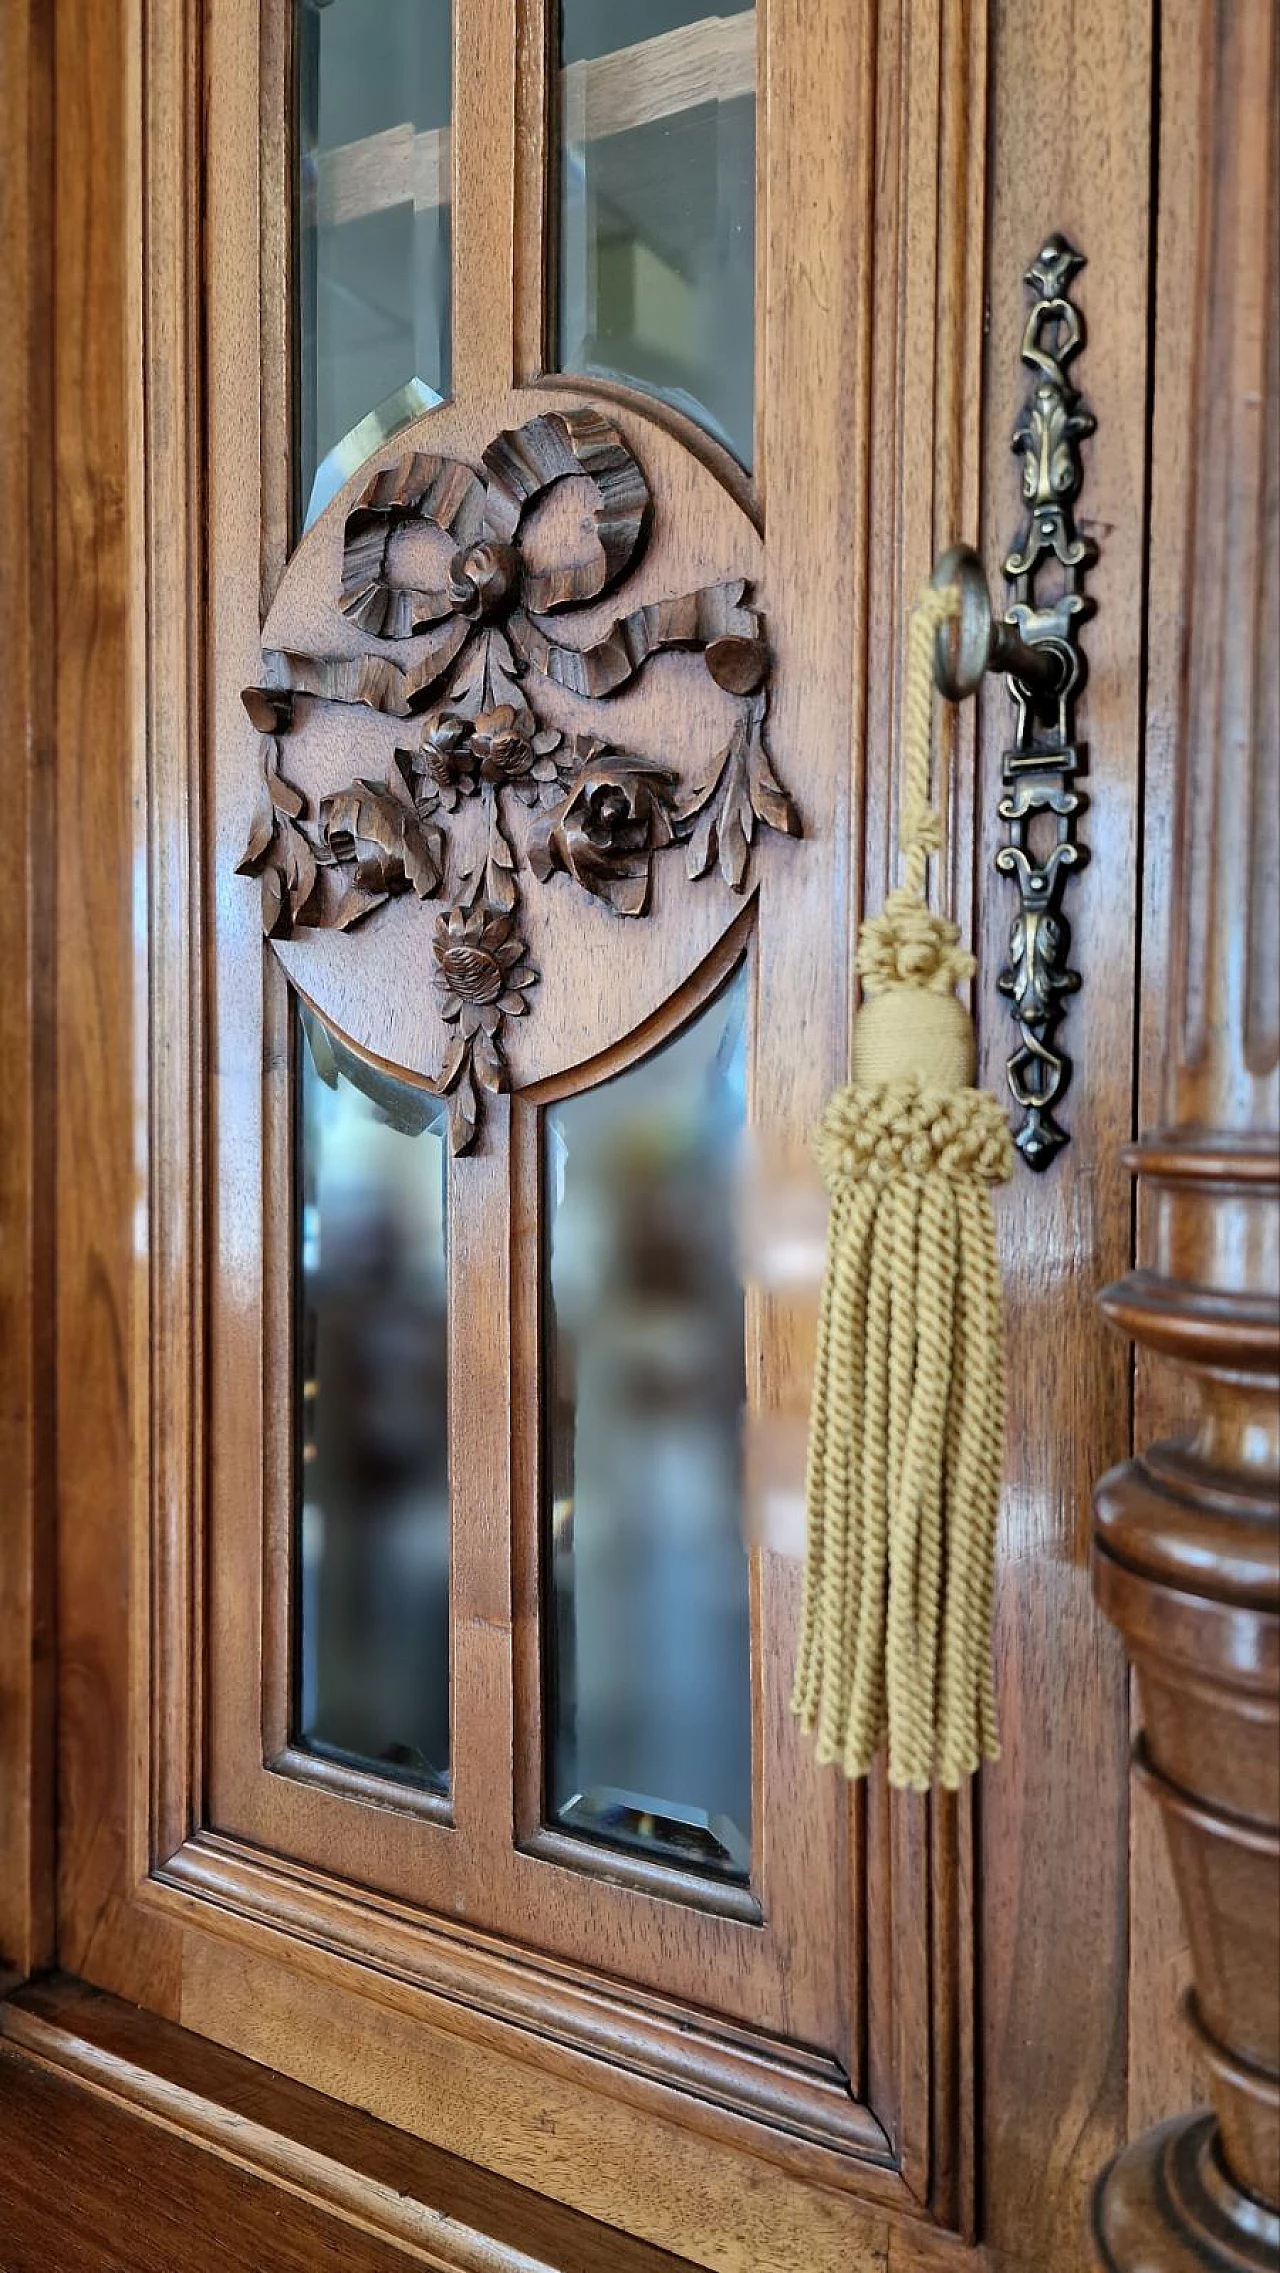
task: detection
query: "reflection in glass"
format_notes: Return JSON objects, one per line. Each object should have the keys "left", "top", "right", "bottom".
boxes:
{"left": 556, "top": 4, "right": 756, "bottom": 468}
{"left": 296, "top": 0, "right": 452, "bottom": 531}
{"left": 544, "top": 967, "right": 752, "bottom": 1880}
{"left": 295, "top": 1003, "right": 450, "bottom": 1792}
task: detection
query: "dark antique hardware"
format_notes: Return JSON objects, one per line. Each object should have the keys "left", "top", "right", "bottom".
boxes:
{"left": 929, "top": 232, "right": 1096, "bottom": 1170}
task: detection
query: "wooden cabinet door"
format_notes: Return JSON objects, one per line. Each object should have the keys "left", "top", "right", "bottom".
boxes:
{"left": 7, "top": 2, "right": 1184, "bottom": 2268}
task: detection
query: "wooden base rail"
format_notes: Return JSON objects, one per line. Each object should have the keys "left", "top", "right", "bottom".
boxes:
{"left": 0, "top": 1975, "right": 694, "bottom": 2272}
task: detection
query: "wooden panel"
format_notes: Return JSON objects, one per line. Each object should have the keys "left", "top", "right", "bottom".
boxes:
{"left": 1091, "top": 0, "right": 1280, "bottom": 2246}
{"left": 35, "top": 2, "right": 1182, "bottom": 2268}
{"left": 176, "top": 1928, "right": 899, "bottom": 2273}
{"left": 140, "top": 0, "right": 207, "bottom": 1877}
{"left": 977, "top": 5, "right": 1152, "bottom": 2265}
{"left": 0, "top": 2043, "right": 424, "bottom": 2273}
{"left": 1124, "top": 0, "right": 1261, "bottom": 2136}
{"left": 50, "top": 0, "right": 183, "bottom": 2012}
{"left": 0, "top": 0, "right": 55, "bottom": 1985}
{"left": 192, "top": 0, "right": 962, "bottom": 2221}
{"left": 453, "top": 0, "right": 517, "bottom": 399}
{"left": 861, "top": 0, "right": 988, "bottom": 2218}
{"left": 1, "top": 1975, "right": 695, "bottom": 2273}
{"left": 259, "top": 0, "right": 293, "bottom": 603}
{"left": 90, "top": 0, "right": 972, "bottom": 2242}
{"left": 207, "top": 408, "right": 853, "bottom": 2072}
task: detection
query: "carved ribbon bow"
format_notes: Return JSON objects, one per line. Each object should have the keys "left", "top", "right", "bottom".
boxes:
{"left": 237, "top": 406, "right": 800, "bottom": 1151}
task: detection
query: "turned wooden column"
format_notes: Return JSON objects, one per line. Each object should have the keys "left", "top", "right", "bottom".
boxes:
{"left": 1090, "top": 1, "right": 1279, "bottom": 2266}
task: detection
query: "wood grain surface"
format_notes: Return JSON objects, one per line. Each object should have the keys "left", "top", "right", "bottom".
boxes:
{"left": 976, "top": 6, "right": 1153, "bottom": 2263}
{"left": 0, "top": 0, "right": 55, "bottom": 1989}
{"left": 0, "top": 1974, "right": 696, "bottom": 2273}
{"left": 1091, "top": 1, "right": 1280, "bottom": 2259}
{"left": 50, "top": 0, "right": 183, "bottom": 2016}
{"left": 10, "top": 1, "right": 1251, "bottom": 2269}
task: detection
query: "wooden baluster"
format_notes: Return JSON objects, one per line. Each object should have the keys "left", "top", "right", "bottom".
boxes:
{"left": 1090, "top": 1, "right": 1280, "bottom": 2265}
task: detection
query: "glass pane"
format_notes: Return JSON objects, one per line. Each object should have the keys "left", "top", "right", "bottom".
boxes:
{"left": 556, "top": 4, "right": 756, "bottom": 468}
{"left": 295, "top": 1003, "right": 450, "bottom": 1794}
{"left": 544, "top": 967, "right": 752, "bottom": 1881}
{"left": 296, "top": 0, "right": 452, "bottom": 532}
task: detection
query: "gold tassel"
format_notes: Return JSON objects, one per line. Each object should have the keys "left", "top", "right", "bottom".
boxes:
{"left": 793, "top": 583, "right": 1014, "bottom": 1792}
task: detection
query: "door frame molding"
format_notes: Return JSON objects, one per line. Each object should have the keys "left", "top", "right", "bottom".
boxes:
{"left": 10, "top": 1, "right": 1169, "bottom": 2269}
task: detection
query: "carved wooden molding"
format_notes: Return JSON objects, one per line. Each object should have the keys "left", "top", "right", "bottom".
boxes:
{"left": 1091, "top": 1, "right": 1279, "bottom": 2263}
{"left": 237, "top": 407, "right": 800, "bottom": 1150}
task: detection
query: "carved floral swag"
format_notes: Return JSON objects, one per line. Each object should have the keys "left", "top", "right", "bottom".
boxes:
{"left": 238, "top": 407, "right": 800, "bottom": 1149}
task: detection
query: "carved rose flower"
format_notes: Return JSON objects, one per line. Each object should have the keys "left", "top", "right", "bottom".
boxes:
{"left": 432, "top": 905, "right": 538, "bottom": 1037}
{"left": 529, "top": 750, "right": 675, "bottom": 918}
{"left": 470, "top": 704, "right": 564, "bottom": 805}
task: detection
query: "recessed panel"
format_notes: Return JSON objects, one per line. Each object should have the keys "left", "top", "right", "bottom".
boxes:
{"left": 543, "top": 966, "right": 752, "bottom": 1880}
{"left": 295, "top": 1002, "right": 450, "bottom": 1793}
{"left": 555, "top": 3, "right": 756, "bottom": 468}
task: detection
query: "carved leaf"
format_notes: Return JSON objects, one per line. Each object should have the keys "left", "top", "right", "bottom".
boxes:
{"left": 267, "top": 769, "right": 305, "bottom": 821}
{"left": 674, "top": 704, "right": 798, "bottom": 891}
{"left": 238, "top": 780, "right": 276, "bottom": 871}
{"left": 237, "top": 742, "right": 297, "bottom": 875}
{"left": 719, "top": 796, "right": 751, "bottom": 893}
{"left": 674, "top": 737, "right": 733, "bottom": 830}
{"left": 684, "top": 798, "right": 720, "bottom": 882}
{"left": 453, "top": 626, "right": 526, "bottom": 720}
{"left": 744, "top": 700, "right": 801, "bottom": 838}
{"left": 675, "top": 724, "right": 749, "bottom": 887}
{"left": 331, "top": 883, "right": 389, "bottom": 930}
{"left": 318, "top": 772, "right": 444, "bottom": 910}
{"left": 472, "top": 1026, "right": 508, "bottom": 1095}
{"left": 484, "top": 801, "right": 518, "bottom": 912}
{"left": 285, "top": 822, "right": 321, "bottom": 924}
{"left": 435, "top": 1031, "right": 470, "bottom": 1094}
{"left": 260, "top": 866, "right": 285, "bottom": 938}
{"left": 446, "top": 1059, "right": 479, "bottom": 1154}
{"left": 236, "top": 743, "right": 324, "bottom": 935}
{"left": 446, "top": 632, "right": 485, "bottom": 720}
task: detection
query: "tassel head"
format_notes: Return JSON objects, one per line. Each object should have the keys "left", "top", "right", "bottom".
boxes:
{"left": 850, "top": 989, "right": 974, "bottom": 1092}
{"left": 851, "top": 880, "right": 979, "bottom": 1089}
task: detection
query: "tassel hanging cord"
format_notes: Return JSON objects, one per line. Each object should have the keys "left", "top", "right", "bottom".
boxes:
{"left": 793, "top": 581, "right": 1014, "bottom": 1792}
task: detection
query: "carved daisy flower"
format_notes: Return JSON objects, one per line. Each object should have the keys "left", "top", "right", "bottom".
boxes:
{"left": 431, "top": 905, "right": 538, "bottom": 1037}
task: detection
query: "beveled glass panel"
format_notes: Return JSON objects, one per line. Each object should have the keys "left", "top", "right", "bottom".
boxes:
{"left": 556, "top": 3, "right": 756, "bottom": 468}
{"left": 544, "top": 967, "right": 752, "bottom": 1880}
{"left": 295, "top": 1004, "right": 450, "bottom": 1793}
{"left": 296, "top": 0, "right": 452, "bottom": 531}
